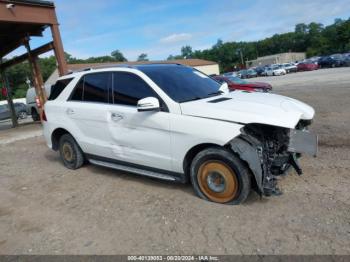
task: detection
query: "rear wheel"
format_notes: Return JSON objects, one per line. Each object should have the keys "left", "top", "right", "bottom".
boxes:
{"left": 31, "top": 109, "right": 40, "bottom": 121}
{"left": 190, "top": 148, "right": 251, "bottom": 205}
{"left": 59, "top": 134, "right": 84, "bottom": 169}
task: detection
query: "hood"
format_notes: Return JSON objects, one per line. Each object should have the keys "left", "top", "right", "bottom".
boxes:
{"left": 180, "top": 91, "right": 315, "bottom": 129}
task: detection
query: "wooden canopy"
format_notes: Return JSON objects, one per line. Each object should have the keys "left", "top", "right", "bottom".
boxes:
{"left": 0, "top": 0, "right": 67, "bottom": 125}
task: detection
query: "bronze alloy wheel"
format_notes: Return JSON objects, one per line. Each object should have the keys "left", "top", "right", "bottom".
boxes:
{"left": 197, "top": 160, "right": 239, "bottom": 203}
{"left": 62, "top": 142, "right": 74, "bottom": 162}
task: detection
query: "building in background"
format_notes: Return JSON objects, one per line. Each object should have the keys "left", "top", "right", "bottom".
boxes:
{"left": 247, "top": 52, "right": 306, "bottom": 67}
{"left": 45, "top": 59, "right": 220, "bottom": 87}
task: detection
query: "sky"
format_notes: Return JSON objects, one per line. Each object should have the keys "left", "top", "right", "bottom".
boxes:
{"left": 7, "top": 0, "right": 350, "bottom": 61}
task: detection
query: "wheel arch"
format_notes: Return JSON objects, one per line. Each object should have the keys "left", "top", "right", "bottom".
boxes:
{"left": 51, "top": 128, "right": 72, "bottom": 151}
{"left": 31, "top": 107, "right": 38, "bottom": 114}
{"left": 182, "top": 143, "right": 222, "bottom": 179}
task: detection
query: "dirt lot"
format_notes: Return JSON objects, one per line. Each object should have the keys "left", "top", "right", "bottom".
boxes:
{"left": 0, "top": 67, "right": 349, "bottom": 255}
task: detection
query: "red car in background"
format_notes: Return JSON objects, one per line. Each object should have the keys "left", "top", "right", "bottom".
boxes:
{"left": 213, "top": 75, "right": 272, "bottom": 92}
{"left": 297, "top": 62, "right": 318, "bottom": 71}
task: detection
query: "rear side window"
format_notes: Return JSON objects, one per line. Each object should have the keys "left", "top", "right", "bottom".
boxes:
{"left": 70, "top": 78, "right": 84, "bottom": 101}
{"left": 49, "top": 78, "right": 73, "bottom": 100}
{"left": 84, "top": 73, "right": 110, "bottom": 103}
{"left": 70, "top": 72, "right": 111, "bottom": 103}
{"left": 112, "top": 72, "right": 157, "bottom": 106}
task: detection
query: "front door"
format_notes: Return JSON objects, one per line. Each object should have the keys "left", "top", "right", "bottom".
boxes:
{"left": 107, "top": 71, "right": 172, "bottom": 171}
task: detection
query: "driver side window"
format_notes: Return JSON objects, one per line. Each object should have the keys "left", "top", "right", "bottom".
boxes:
{"left": 112, "top": 72, "right": 157, "bottom": 106}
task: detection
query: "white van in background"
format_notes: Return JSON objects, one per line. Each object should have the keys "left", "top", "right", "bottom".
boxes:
{"left": 26, "top": 86, "right": 51, "bottom": 121}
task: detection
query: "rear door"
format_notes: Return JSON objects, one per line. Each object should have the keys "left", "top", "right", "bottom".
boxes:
{"left": 66, "top": 72, "right": 114, "bottom": 158}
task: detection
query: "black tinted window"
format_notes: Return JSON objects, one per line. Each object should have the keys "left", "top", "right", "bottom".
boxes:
{"left": 84, "top": 73, "right": 110, "bottom": 103}
{"left": 138, "top": 65, "right": 220, "bottom": 103}
{"left": 70, "top": 73, "right": 110, "bottom": 103}
{"left": 70, "top": 79, "right": 83, "bottom": 101}
{"left": 49, "top": 78, "right": 73, "bottom": 100}
{"left": 113, "top": 72, "right": 156, "bottom": 106}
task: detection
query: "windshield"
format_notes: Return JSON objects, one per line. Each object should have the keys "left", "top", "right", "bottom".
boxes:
{"left": 227, "top": 76, "right": 247, "bottom": 84}
{"left": 137, "top": 64, "right": 221, "bottom": 103}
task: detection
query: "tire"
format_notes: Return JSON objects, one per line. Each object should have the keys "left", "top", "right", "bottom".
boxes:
{"left": 190, "top": 147, "right": 251, "bottom": 205}
{"left": 31, "top": 109, "right": 40, "bottom": 121}
{"left": 18, "top": 111, "right": 27, "bottom": 119}
{"left": 59, "top": 133, "right": 84, "bottom": 169}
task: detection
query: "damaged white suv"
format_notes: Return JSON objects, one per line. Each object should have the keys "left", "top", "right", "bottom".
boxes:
{"left": 43, "top": 64, "right": 317, "bottom": 204}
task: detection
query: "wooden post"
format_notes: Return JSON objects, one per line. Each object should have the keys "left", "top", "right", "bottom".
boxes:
{"left": 50, "top": 24, "right": 68, "bottom": 76}
{"left": 23, "top": 39, "right": 46, "bottom": 120}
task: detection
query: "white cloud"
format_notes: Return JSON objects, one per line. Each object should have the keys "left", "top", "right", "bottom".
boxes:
{"left": 160, "top": 33, "right": 192, "bottom": 44}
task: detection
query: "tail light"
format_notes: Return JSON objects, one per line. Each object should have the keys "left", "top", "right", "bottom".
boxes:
{"left": 35, "top": 96, "right": 41, "bottom": 108}
{"left": 42, "top": 109, "right": 47, "bottom": 121}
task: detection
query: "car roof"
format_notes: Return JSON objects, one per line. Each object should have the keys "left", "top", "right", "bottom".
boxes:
{"left": 58, "top": 63, "right": 187, "bottom": 80}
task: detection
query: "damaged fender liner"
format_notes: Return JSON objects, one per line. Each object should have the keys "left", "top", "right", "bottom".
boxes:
{"left": 228, "top": 124, "right": 318, "bottom": 196}
{"left": 229, "top": 136, "right": 265, "bottom": 194}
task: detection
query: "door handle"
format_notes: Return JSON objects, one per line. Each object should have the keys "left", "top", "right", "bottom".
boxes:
{"left": 66, "top": 108, "right": 75, "bottom": 115}
{"left": 111, "top": 113, "right": 124, "bottom": 122}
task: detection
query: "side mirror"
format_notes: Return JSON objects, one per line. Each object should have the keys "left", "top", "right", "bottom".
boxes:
{"left": 219, "top": 82, "right": 230, "bottom": 94}
{"left": 137, "top": 97, "right": 160, "bottom": 112}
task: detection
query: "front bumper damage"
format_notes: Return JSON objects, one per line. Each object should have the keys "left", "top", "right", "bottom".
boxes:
{"left": 229, "top": 127, "right": 318, "bottom": 196}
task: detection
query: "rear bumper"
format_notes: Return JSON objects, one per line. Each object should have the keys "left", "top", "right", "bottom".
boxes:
{"left": 42, "top": 122, "right": 53, "bottom": 149}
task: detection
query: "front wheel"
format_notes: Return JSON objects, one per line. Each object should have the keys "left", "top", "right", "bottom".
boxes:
{"left": 18, "top": 111, "right": 27, "bottom": 119}
{"left": 190, "top": 148, "right": 251, "bottom": 205}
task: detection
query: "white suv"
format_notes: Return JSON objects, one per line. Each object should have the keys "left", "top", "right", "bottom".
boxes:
{"left": 43, "top": 64, "right": 317, "bottom": 204}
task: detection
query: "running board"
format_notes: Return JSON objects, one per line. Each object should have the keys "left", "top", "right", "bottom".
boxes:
{"left": 89, "top": 159, "right": 176, "bottom": 181}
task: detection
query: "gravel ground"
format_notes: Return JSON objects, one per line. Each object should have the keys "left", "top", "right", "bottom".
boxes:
{"left": 0, "top": 67, "right": 349, "bottom": 255}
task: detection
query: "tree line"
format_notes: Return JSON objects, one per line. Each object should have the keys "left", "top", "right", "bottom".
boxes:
{"left": 1, "top": 18, "right": 349, "bottom": 100}
{"left": 168, "top": 18, "right": 350, "bottom": 72}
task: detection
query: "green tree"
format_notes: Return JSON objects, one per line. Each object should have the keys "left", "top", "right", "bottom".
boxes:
{"left": 137, "top": 53, "right": 149, "bottom": 61}
{"left": 111, "top": 49, "right": 127, "bottom": 62}
{"left": 181, "top": 45, "right": 193, "bottom": 58}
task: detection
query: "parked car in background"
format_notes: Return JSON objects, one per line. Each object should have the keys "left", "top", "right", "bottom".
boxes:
{"left": 297, "top": 62, "right": 318, "bottom": 71}
{"left": 212, "top": 75, "right": 272, "bottom": 92}
{"left": 0, "top": 103, "right": 27, "bottom": 121}
{"left": 307, "top": 56, "right": 321, "bottom": 64}
{"left": 281, "top": 63, "right": 297, "bottom": 73}
{"left": 255, "top": 66, "right": 267, "bottom": 76}
{"left": 318, "top": 55, "right": 343, "bottom": 68}
{"left": 266, "top": 65, "right": 286, "bottom": 76}
{"left": 26, "top": 85, "right": 51, "bottom": 121}
{"left": 339, "top": 55, "right": 350, "bottom": 66}
{"left": 223, "top": 71, "right": 238, "bottom": 77}
{"left": 239, "top": 69, "right": 257, "bottom": 79}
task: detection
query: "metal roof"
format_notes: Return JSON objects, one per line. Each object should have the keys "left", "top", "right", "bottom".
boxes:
{"left": 4, "top": 0, "right": 54, "bottom": 7}
{"left": 0, "top": 0, "right": 56, "bottom": 58}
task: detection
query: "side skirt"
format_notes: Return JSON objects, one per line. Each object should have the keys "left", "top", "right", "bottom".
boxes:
{"left": 86, "top": 154, "right": 186, "bottom": 183}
